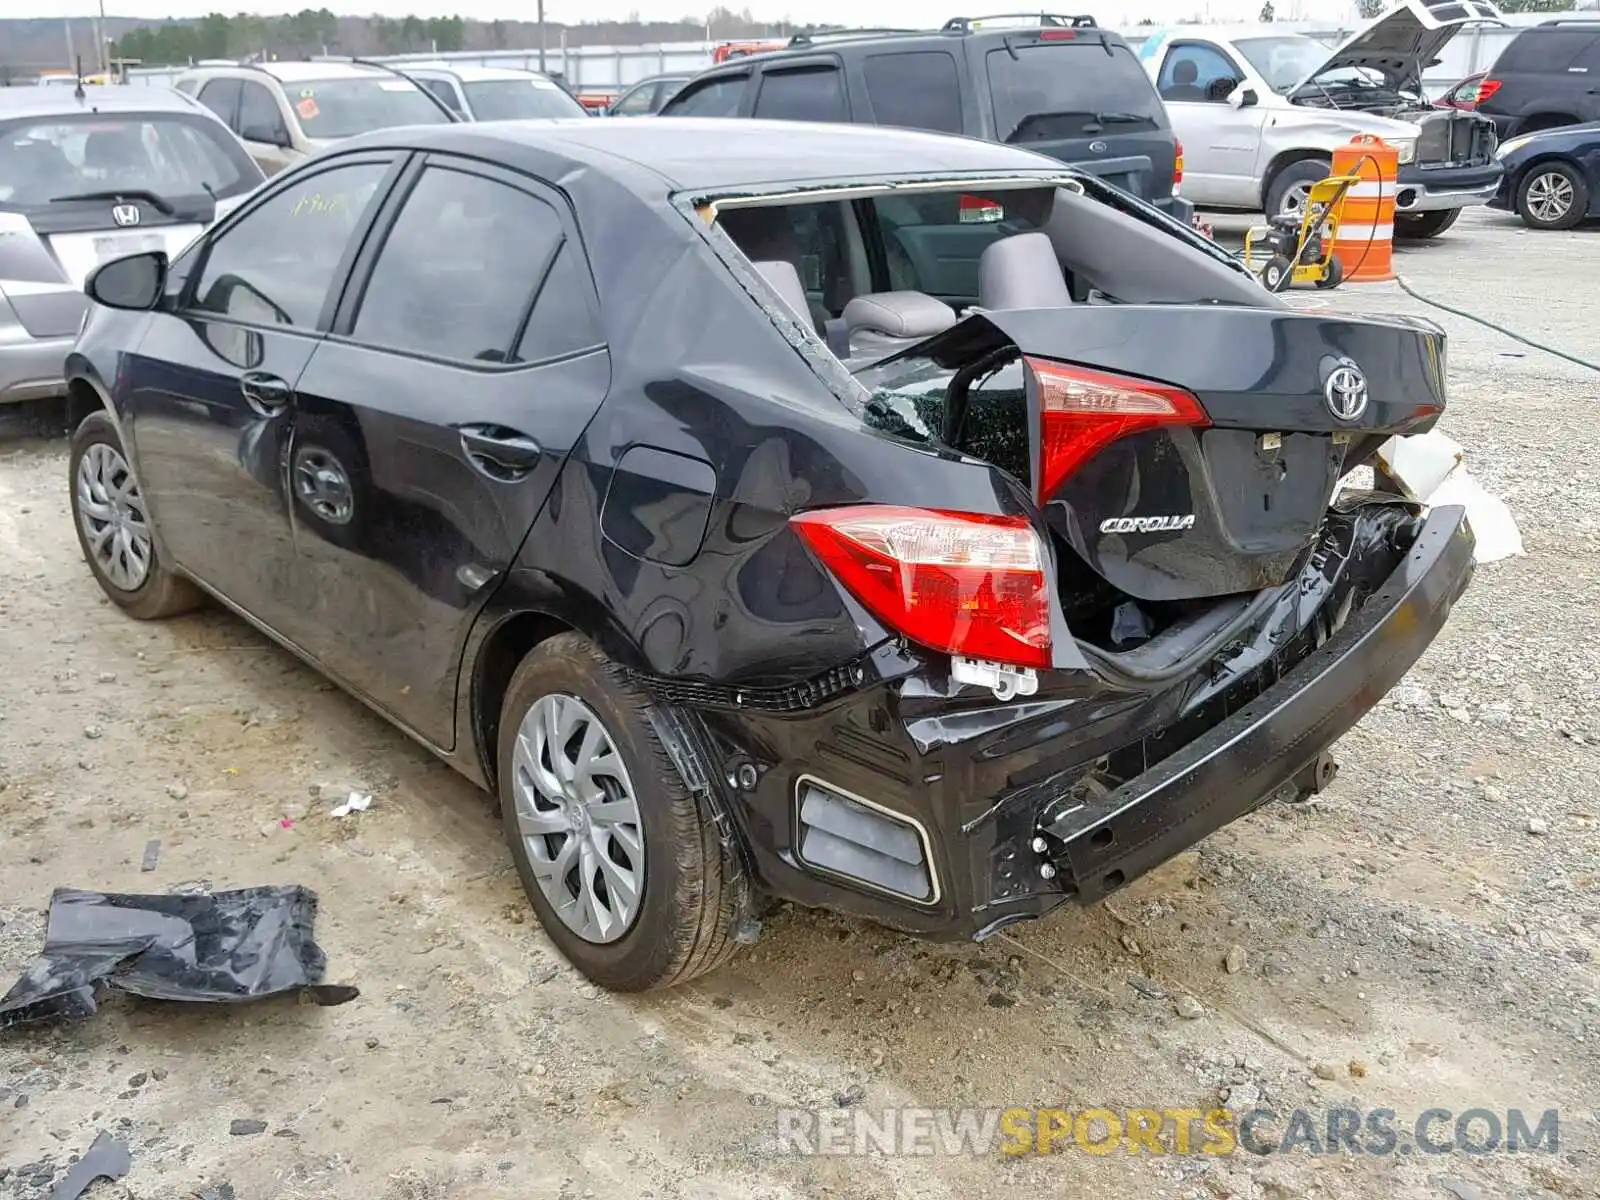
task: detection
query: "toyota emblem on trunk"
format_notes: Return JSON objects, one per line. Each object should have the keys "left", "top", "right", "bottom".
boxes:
{"left": 111, "top": 204, "right": 141, "bottom": 227}
{"left": 1089, "top": 139, "right": 1108, "bottom": 153}
{"left": 1323, "top": 361, "right": 1369, "bottom": 421}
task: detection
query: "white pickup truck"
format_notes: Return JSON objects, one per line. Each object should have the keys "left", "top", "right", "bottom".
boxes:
{"left": 1137, "top": 0, "right": 1505, "bottom": 238}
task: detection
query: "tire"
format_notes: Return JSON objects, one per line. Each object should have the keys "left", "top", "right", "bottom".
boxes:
{"left": 68, "top": 410, "right": 203, "bottom": 621}
{"left": 1260, "top": 254, "right": 1294, "bottom": 292}
{"left": 1264, "top": 158, "right": 1331, "bottom": 221}
{"left": 1516, "top": 162, "right": 1588, "bottom": 231}
{"left": 1394, "top": 208, "right": 1461, "bottom": 240}
{"left": 497, "top": 633, "right": 747, "bottom": 991}
{"left": 1314, "top": 253, "right": 1344, "bottom": 290}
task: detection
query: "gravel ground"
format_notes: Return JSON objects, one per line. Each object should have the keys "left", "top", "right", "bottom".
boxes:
{"left": 2, "top": 207, "right": 1598, "bottom": 1200}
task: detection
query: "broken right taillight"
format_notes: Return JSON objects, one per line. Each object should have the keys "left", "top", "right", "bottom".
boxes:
{"left": 790, "top": 505, "right": 1051, "bottom": 669}
{"left": 1026, "top": 357, "right": 1210, "bottom": 503}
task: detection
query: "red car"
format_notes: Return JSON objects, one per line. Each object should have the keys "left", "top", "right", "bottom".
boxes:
{"left": 1436, "top": 71, "right": 1489, "bottom": 110}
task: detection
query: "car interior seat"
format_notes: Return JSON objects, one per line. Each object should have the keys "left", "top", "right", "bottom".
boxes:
{"left": 976, "top": 231, "right": 1074, "bottom": 311}
{"left": 718, "top": 207, "right": 831, "bottom": 334}
{"left": 841, "top": 291, "right": 957, "bottom": 365}
{"left": 1164, "top": 58, "right": 1206, "bottom": 101}
{"left": 83, "top": 130, "right": 147, "bottom": 179}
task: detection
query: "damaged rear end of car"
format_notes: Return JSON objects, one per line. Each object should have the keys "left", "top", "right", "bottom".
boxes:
{"left": 653, "top": 167, "right": 1474, "bottom": 942}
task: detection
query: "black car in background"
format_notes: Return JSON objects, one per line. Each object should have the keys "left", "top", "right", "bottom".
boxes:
{"left": 1476, "top": 18, "right": 1600, "bottom": 139}
{"left": 658, "top": 13, "right": 1194, "bottom": 225}
{"left": 1491, "top": 120, "right": 1600, "bottom": 228}
{"left": 65, "top": 118, "right": 1470, "bottom": 990}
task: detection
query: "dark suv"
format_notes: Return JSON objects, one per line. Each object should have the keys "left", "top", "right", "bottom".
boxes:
{"left": 658, "top": 13, "right": 1194, "bottom": 225}
{"left": 1477, "top": 18, "right": 1600, "bottom": 139}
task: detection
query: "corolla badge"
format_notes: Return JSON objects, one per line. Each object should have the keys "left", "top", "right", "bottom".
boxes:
{"left": 1322, "top": 359, "right": 1369, "bottom": 422}
{"left": 1088, "top": 139, "right": 1108, "bottom": 154}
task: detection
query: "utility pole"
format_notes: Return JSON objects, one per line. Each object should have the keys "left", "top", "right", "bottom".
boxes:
{"left": 537, "top": 0, "right": 546, "bottom": 72}
{"left": 97, "top": 0, "right": 109, "bottom": 74}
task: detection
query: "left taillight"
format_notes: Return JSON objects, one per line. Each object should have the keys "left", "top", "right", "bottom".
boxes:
{"left": 789, "top": 506, "right": 1052, "bottom": 669}
{"left": 1026, "top": 357, "right": 1210, "bottom": 503}
{"left": 1173, "top": 139, "right": 1184, "bottom": 192}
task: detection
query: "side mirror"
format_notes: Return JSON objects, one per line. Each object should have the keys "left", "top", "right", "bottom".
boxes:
{"left": 241, "top": 122, "right": 291, "bottom": 148}
{"left": 1229, "top": 86, "right": 1259, "bottom": 108}
{"left": 84, "top": 251, "right": 168, "bottom": 312}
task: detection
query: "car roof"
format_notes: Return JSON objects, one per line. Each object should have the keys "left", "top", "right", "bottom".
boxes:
{"left": 703, "top": 21, "right": 1131, "bottom": 70}
{"left": 178, "top": 60, "right": 392, "bottom": 83}
{"left": 400, "top": 62, "right": 557, "bottom": 83}
{"left": 0, "top": 85, "right": 208, "bottom": 119}
{"left": 337, "top": 116, "right": 1068, "bottom": 193}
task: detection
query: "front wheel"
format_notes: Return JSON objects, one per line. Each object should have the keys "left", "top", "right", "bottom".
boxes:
{"left": 1260, "top": 254, "right": 1294, "bottom": 292}
{"left": 1264, "top": 158, "right": 1331, "bottom": 222}
{"left": 1516, "top": 163, "right": 1587, "bottom": 231}
{"left": 69, "top": 411, "right": 203, "bottom": 620}
{"left": 497, "top": 633, "right": 747, "bottom": 990}
{"left": 1394, "top": 208, "right": 1461, "bottom": 240}
{"left": 1314, "top": 253, "right": 1345, "bottom": 290}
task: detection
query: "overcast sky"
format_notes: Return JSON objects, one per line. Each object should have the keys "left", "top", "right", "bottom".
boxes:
{"left": 29, "top": 0, "right": 1361, "bottom": 28}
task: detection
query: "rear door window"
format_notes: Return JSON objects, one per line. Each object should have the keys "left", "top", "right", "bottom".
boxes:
{"left": 661, "top": 73, "right": 748, "bottom": 117}
{"left": 351, "top": 164, "right": 584, "bottom": 364}
{"left": 752, "top": 64, "right": 848, "bottom": 122}
{"left": 986, "top": 43, "right": 1166, "bottom": 142}
{"left": 863, "top": 51, "right": 963, "bottom": 133}
{"left": 1496, "top": 29, "right": 1600, "bottom": 72}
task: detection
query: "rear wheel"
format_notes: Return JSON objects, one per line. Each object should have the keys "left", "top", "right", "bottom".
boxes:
{"left": 1516, "top": 162, "right": 1587, "bottom": 231}
{"left": 1394, "top": 208, "right": 1461, "bottom": 240}
{"left": 68, "top": 411, "right": 203, "bottom": 620}
{"left": 1265, "top": 158, "right": 1331, "bottom": 222}
{"left": 1314, "top": 253, "right": 1344, "bottom": 290}
{"left": 497, "top": 633, "right": 746, "bottom": 990}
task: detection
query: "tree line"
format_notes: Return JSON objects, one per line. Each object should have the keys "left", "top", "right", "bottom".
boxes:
{"left": 106, "top": 7, "right": 813, "bottom": 68}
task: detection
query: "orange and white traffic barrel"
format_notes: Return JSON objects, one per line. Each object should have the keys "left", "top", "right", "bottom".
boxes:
{"left": 1331, "top": 135, "right": 1397, "bottom": 283}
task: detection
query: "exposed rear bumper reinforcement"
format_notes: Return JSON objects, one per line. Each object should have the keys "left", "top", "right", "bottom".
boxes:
{"left": 1039, "top": 503, "right": 1474, "bottom": 903}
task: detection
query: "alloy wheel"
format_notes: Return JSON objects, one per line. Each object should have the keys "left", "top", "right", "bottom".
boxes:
{"left": 1278, "top": 180, "right": 1314, "bottom": 219}
{"left": 76, "top": 442, "right": 152, "bottom": 592}
{"left": 1525, "top": 171, "right": 1574, "bottom": 224}
{"left": 512, "top": 693, "right": 645, "bottom": 944}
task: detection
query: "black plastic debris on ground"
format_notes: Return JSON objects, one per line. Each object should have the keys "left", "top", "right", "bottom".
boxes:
{"left": 0, "top": 885, "right": 358, "bottom": 1030}
{"left": 47, "top": 1130, "right": 131, "bottom": 1200}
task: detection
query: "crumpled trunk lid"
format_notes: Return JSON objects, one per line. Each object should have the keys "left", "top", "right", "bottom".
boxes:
{"left": 888, "top": 303, "right": 1448, "bottom": 604}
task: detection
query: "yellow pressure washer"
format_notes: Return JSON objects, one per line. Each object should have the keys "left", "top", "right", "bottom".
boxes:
{"left": 1242, "top": 172, "right": 1360, "bottom": 292}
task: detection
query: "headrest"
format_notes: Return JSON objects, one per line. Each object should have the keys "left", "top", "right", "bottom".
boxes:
{"left": 842, "top": 291, "right": 956, "bottom": 339}
{"left": 753, "top": 260, "right": 813, "bottom": 328}
{"left": 977, "top": 232, "right": 1073, "bottom": 311}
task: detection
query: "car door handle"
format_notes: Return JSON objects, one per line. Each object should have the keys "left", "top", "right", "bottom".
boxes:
{"left": 240, "top": 371, "right": 291, "bottom": 416}
{"left": 457, "top": 423, "right": 544, "bottom": 480}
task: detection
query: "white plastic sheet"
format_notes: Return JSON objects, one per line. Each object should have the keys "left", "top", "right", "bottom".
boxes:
{"left": 1376, "top": 431, "right": 1525, "bottom": 565}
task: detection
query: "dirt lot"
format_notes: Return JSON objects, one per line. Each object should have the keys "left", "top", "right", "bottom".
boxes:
{"left": 3, "top": 208, "right": 1598, "bottom": 1200}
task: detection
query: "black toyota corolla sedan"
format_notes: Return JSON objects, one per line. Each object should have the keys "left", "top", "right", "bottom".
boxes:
{"left": 65, "top": 117, "right": 1474, "bottom": 990}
